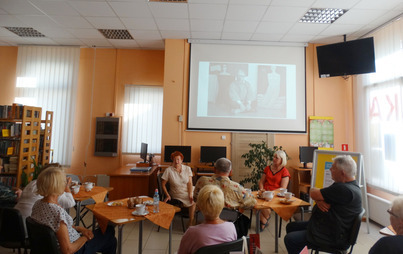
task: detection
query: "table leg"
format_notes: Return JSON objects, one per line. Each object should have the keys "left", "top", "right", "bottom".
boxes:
{"left": 139, "top": 220, "right": 143, "bottom": 254}
{"left": 255, "top": 210, "right": 261, "bottom": 234}
{"left": 117, "top": 225, "right": 124, "bottom": 254}
{"left": 275, "top": 213, "right": 278, "bottom": 253}
{"left": 75, "top": 201, "right": 81, "bottom": 226}
{"left": 169, "top": 221, "right": 172, "bottom": 254}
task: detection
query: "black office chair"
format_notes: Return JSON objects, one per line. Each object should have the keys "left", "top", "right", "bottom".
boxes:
{"left": 67, "top": 173, "right": 96, "bottom": 228}
{"left": 26, "top": 217, "right": 61, "bottom": 254}
{"left": 194, "top": 237, "right": 249, "bottom": 254}
{"left": 156, "top": 172, "right": 189, "bottom": 232}
{"left": 310, "top": 208, "right": 365, "bottom": 254}
{"left": 0, "top": 208, "right": 30, "bottom": 254}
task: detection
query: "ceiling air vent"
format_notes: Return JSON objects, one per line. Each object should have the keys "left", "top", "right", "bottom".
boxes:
{"left": 148, "top": 0, "right": 188, "bottom": 3}
{"left": 5, "top": 27, "right": 45, "bottom": 37}
{"left": 98, "top": 29, "right": 133, "bottom": 40}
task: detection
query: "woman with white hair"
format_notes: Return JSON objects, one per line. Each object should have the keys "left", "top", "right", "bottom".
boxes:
{"left": 258, "top": 150, "right": 290, "bottom": 231}
{"left": 369, "top": 196, "right": 403, "bottom": 253}
{"left": 178, "top": 185, "right": 237, "bottom": 254}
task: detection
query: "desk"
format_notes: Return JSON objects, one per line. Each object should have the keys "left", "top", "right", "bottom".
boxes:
{"left": 108, "top": 165, "right": 158, "bottom": 200}
{"left": 290, "top": 167, "right": 312, "bottom": 198}
{"left": 87, "top": 198, "right": 180, "bottom": 254}
{"left": 253, "top": 191, "right": 311, "bottom": 253}
{"left": 72, "top": 186, "right": 110, "bottom": 226}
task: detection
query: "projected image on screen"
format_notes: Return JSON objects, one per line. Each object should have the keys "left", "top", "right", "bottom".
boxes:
{"left": 202, "top": 62, "right": 290, "bottom": 118}
{"left": 188, "top": 43, "right": 306, "bottom": 133}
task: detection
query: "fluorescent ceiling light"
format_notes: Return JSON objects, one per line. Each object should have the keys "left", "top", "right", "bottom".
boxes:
{"left": 300, "top": 8, "right": 347, "bottom": 24}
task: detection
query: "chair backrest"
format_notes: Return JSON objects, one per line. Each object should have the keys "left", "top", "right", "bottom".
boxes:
{"left": 66, "top": 174, "right": 81, "bottom": 183}
{"left": 157, "top": 172, "right": 166, "bottom": 200}
{"left": 0, "top": 207, "right": 27, "bottom": 248}
{"left": 194, "top": 237, "right": 247, "bottom": 254}
{"left": 348, "top": 208, "right": 365, "bottom": 246}
{"left": 26, "top": 217, "right": 61, "bottom": 254}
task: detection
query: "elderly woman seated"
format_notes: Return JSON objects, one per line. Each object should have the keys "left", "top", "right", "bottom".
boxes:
{"left": 30, "top": 167, "right": 117, "bottom": 254}
{"left": 178, "top": 185, "right": 237, "bottom": 254}
{"left": 369, "top": 196, "right": 403, "bottom": 254}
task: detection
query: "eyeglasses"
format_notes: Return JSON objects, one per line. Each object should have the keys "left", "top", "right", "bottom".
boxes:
{"left": 387, "top": 208, "right": 399, "bottom": 218}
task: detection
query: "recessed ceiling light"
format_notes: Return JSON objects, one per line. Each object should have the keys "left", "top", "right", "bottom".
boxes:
{"left": 98, "top": 29, "right": 133, "bottom": 40}
{"left": 5, "top": 27, "right": 45, "bottom": 37}
{"left": 300, "top": 8, "right": 347, "bottom": 24}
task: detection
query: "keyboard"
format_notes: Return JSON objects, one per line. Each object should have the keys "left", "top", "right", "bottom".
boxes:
{"left": 130, "top": 167, "right": 152, "bottom": 172}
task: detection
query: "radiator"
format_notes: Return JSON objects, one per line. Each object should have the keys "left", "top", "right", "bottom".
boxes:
{"left": 367, "top": 193, "right": 391, "bottom": 227}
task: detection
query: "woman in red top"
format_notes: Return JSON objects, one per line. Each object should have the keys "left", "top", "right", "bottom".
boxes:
{"left": 258, "top": 150, "right": 290, "bottom": 231}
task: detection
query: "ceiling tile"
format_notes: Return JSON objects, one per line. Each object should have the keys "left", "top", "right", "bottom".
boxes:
{"left": 189, "top": 0, "right": 229, "bottom": 4}
{"left": 109, "top": 39, "right": 139, "bottom": 49}
{"left": 0, "top": 27, "right": 18, "bottom": 37}
{"left": 130, "top": 30, "right": 162, "bottom": 40}
{"left": 69, "top": 2, "right": 116, "bottom": 17}
{"left": 68, "top": 28, "right": 104, "bottom": 39}
{"left": 223, "top": 20, "right": 259, "bottom": 33}
{"left": 288, "top": 23, "right": 328, "bottom": 35}
{"left": 80, "top": 38, "right": 113, "bottom": 48}
{"left": 336, "top": 9, "right": 389, "bottom": 25}
{"left": 320, "top": 24, "right": 364, "bottom": 36}
{"left": 25, "top": 37, "right": 58, "bottom": 45}
{"left": 226, "top": 4, "right": 268, "bottom": 21}
{"left": 190, "top": 31, "right": 221, "bottom": 39}
{"left": 51, "top": 16, "right": 93, "bottom": 29}
{"left": 281, "top": 33, "right": 315, "bottom": 42}
{"left": 255, "top": 22, "right": 294, "bottom": 34}
{"left": 354, "top": 0, "right": 403, "bottom": 10}
{"left": 16, "top": 15, "right": 59, "bottom": 28}
{"left": 86, "top": 17, "right": 125, "bottom": 29}
{"left": 155, "top": 18, "right": 189, "bottom": 31}
{"left": 36, "top": 28, "right": 76, "bottom": 39}
{"left": 121, "top": 18, "right": 158, "bottom": 30}
{"left": 311, "top": 0, "right": 361, "bottom": 9}
{"left": 135, "top": 39, "right": 165, "bottom": 49}
{"left": 188, "top": 4, "right": 227, "bottom": 20}
{"left": 251, "top": 33, "right": 284, "bottom": 41}
{"left": 230, "top": 0, "right": 271, "bottom": 5}
{"left": 262, "top": 6, "right": 308, "bottom": 22}
{"left": 0, "top": 15, "right": 27, "bottom": 26}
{"left": 190, "top": 20, "right": 224, "bottom": 32}
{"left": 52, "top": 38, "right": 83, "bottom": 46}
{"left": 109, "top": 2, "right": 152, "bottom": 18}
{"left": 0, "top": 0, "right": 43, "bottom": 15}
{"left": 148, "top": 2, "right": 189, "bottom": 19}
{"left": 221, "top": 32, "right": 253, "bottom": 40}
{"left": 159, "top": 30, "right": 190, "bottom": 39}
{"left": 29, "top": 1, "right": 80, "bottom": 16}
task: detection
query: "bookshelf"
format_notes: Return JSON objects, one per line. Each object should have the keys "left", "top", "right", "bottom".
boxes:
{"left": 39, "top": 111, "right": 53, "bottom": 166}
{"left": 0, "top": 104, "right": 52, "bottom": 188}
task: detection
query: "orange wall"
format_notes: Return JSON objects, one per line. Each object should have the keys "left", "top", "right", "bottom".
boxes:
{"left": 0, "top": 42, "right": 354, "bottom": 176}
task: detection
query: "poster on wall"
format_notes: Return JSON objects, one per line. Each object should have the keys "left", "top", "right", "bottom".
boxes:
{"left": 309, "top": 116, "right": 334, "bottom": 150}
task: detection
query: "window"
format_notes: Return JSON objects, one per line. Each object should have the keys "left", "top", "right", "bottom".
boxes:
{"left": 122, "top": 85, "right": 163, "bottom": 154}
{"left": 355, "top": 18, "right": 403, "bottom": 194}
{"left": 15, "top": 46, "right": 80, "bottom": 166}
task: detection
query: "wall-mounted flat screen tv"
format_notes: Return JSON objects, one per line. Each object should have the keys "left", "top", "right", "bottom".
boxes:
{"left": 164, "top": 145, "right": 192, "bottom": 163}
{"left": 316, "top": 37, "right": 375, "bottom": 78}
{"left": 200, "top": 146, "right": 227, "bottom": 166}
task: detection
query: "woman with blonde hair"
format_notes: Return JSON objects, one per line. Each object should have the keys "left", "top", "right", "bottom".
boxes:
{"left": 30, "top": 167, "right": 116, "bottom": 254}
{"left": 178, "top": 185, "right": 237, "bottom": 254}
{"left": 258, "top": 150, "right": 290, "bottom": 231}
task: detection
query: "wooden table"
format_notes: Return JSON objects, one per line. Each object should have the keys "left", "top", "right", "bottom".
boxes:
{"left": 72, "top": 185, "right": 111, "bottom": 227}
{"left": 87, "top": 197, "right": 180, "bottom": 254}
{"left": 253, "top": 190, "right": 311, "bottom": 253}
{"left": 108, "top": 165, "right": 159, "bottom": 200}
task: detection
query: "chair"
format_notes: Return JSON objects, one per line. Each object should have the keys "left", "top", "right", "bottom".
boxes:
{"left": 194, "top": 237, "right": 249, "bottom": 254}
{"left": 0, "top": 208, "right": 30, "bottom": 254}
{"left": 26, "top": 217, "right": 61, "bottom": 254}
{"left": 310, "top": 208, "right": 365, "bottom": 254}
{"left": 157, "top": 172, "right": 189, "bottom": 232}
{"left": 67, "top": 174, "right": 97, "bottom": 228}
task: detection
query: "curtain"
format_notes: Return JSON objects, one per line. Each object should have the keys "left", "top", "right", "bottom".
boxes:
{"left": 355, "top": 17, "right": 403, "bottom": 194}
{"left": 15, "top": 46, "right": 80, "bottom": 166}
{"left": 122, "top": 85, "right": 163, "bottom": 154}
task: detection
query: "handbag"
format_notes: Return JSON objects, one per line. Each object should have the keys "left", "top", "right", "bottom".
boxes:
{"left": 233, "top": 212, "right": 251, "bottom": 239}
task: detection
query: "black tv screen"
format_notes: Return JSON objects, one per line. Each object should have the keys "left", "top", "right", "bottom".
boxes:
{"left": 200, "top": 146, "right": 227, "bottom": 166}
{"left": 299, "top": 146, "right": 318, "bottom": 168}
{"left": 316, "top": 37, "right": 375, "bottom": 78}
{"left": 140, "top": 143, "right": 148, "bottom": 163}
{"left": 164, "top": 145, "right": 191, "bottom": 163}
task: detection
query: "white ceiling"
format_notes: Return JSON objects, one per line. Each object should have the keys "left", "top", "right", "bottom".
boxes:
{"left": 0, "top": 0, "right": 402, "bottom": 49}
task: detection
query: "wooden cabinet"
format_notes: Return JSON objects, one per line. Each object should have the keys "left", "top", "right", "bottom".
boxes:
{"left": 39, "top": 111, "right": 53, "bottom": 166}
{"left": 0, "top": 105, "right": 53, "bottom": 187}
{"left": 290, "top": 167, "right": 312, "bottom": 199}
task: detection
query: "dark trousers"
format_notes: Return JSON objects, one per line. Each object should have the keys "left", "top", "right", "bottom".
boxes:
{"left": 284, "top": 221, "right": 311, "bottom": 254}
{"left": 75, "top": 225, "right": 117, "bottom": 254}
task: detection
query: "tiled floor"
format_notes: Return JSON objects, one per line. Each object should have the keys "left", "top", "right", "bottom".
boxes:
{"left": 0, "top": 210, "right": 384, "bottom": 254}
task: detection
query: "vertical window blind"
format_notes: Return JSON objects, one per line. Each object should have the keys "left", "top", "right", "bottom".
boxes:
{"left": 15, "top": 46, "right": 80, "bottom": 166}
{"left": 355, "top": 18, "right": 403, "bottom": 194}
{"left": 122, "top": 85, "right": 163, "bottom": 154}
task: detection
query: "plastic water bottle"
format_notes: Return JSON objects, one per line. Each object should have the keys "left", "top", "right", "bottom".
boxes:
{"left": 153, "top": 189, "right": 160, "bottom": 213}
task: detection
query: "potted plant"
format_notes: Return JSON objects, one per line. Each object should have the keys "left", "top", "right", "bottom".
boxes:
{"left": 239, "top": 141, "right": 289, "bottom": 190}
{"left": 32, "top": 157, "right": 43, "bottom": 180}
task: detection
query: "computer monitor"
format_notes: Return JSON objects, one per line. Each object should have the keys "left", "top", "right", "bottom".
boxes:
{"left": 200, "top": 146, "right": 227, "bottom": 166}
{"left": 164, "top": 145, "right": 192, "bottom": 163}
{"left": 299, "top": 146, "right": 318, "bottom": 168}
{"left": 140, "top": 143, "right": 148, "bottom": 163}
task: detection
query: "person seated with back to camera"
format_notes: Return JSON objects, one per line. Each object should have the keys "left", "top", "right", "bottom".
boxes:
{"left": 161, "top": 151, "right": 196, "bottom": 226}
{"left": 258, "top": 150, "right": 290, "bottom": 231}
{"left": 30, "top": 167, "right": 117, "bottom": 254}
{"left": 369, "top": 196, "right": 403, "bottom": 254}
{"left": 284, "top": 155, "right": 362, "bottom": 254}
{"left": 193, "top": 157, "right": 256, "bottom": 211}
{"left": 178, "top": 185, "right": 237, "bottom": 254}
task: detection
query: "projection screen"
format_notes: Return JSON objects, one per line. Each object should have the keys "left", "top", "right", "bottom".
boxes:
{"left": 188, "top": 42, "right": 306, "bottom": 133}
